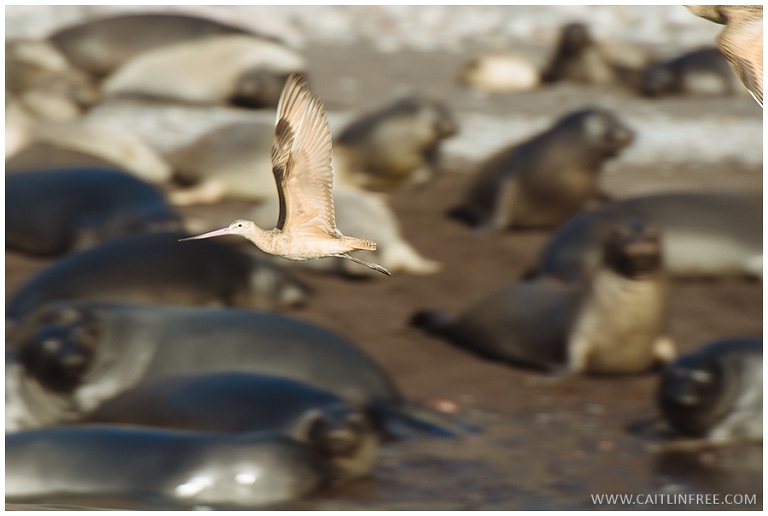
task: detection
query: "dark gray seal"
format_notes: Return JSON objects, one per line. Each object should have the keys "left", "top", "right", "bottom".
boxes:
{"left": 9, "top": 301, "right": 462, "bottom": 437}
{"left": 6, "top": 142, "right": 119, "bottom": 173}
{"left": 6, "top": 166, "right": 182, "bottom": 256}
{"left": 334, "top": 96, "right": 458, "bottom": 192}
{"left": 412, "top": 221, "right": 674, "bottom": 374}
{"left": 531, "top": 192, "right": 762, "bottom": 282}
{"left": 47, "top": 13, "right": 254, "bottom": 77}
{"left": 658, "top": 337, "right": 762, "bottom": 442}
{"left": 6, "top": 426, "right": 326, "bottom": 509}
{"left": 641, "top": 47, "right": 742, "bottom": 98}
{"left": 6, "top": 231, "right": 308, "bottom": 321}
{"left": 80, "top": 372, "right": 378, "bottom": 479}
{"left": 540, "top": 23, "right": 648, "bottom": 88}
{"left": 449, "top": 108, "right": 634, "bottom": 230}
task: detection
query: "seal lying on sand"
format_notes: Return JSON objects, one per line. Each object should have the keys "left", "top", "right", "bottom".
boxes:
{"left": 102, "top": 35, "right": 306, "bottom": 108}
{"left": 6, "top": 39, "right": 100, "bottom": 120}
{"left": 531, "top": 192, "right": 762, "bottom": 282}
{"left": 250, "top": 187, "right": 441, "bottom": 276}
{"left": 164, "top": 121, "right": 276, "bottom": 205}
{"left": 81, "top": 372, "right": 378, "bottom": 479}
{"left": 449, "top": 108, "right": 634, "bottom": 230}
{"left": 458, "top": 52, "right": 539, "bottom": 93}
{"left": 333, "top": 96, "right": 458, "bottom": 192}
{"left": 9, "top": 301, "right": 467, "bottom": 437}
{"left": 658, "top": 337, "right": 762, "bottom": 442}
{"left": 6, "top": 166, "right": 182, "bottom": 256}
{"left": 412, "top": 221, "right": 674, "bottom": 374}
{"left": 540, "top": 23, "right": 650, "bottom": 88}
{"left": 641, "top": 47, "right": 743, "bottom": 98}
{"left": 5, "top": 116, "right": 172, "bottom": 183}
{"left": 6, "top": 232, "right": 308, "bottom": 321}
{"left": 6, "top": 426, "right": 326, "bottom": 509}
{"left": 47, "top": 13, "right": 255, "bottom": 77}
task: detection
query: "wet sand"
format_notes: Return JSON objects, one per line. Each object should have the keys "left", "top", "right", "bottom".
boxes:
{"left": 5, "top": 43, "right": 762, "bottom": 510}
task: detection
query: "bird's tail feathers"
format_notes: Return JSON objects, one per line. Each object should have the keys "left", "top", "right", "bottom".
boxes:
{"left": 345, "top": 237, "right": 377, "bottom": 251}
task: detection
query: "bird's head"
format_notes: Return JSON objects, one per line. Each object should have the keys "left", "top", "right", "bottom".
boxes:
{"left": 179, "top": 219, "right": 260, "bottom": 241}
{"left": 227, "top": 219, "right": 259, "bottom": 237}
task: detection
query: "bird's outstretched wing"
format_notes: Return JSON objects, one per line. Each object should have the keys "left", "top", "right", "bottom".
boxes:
{"left": 688, "top": 5, "right": 763, "bottom": 106}
{"left": 271, "top": 73, "right": 339, "bottom": 237}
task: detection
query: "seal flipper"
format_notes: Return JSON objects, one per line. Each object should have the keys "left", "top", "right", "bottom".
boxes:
{"left": 409, "top": 310, "right": 454, "bottom": 336}
{"left": 369, "top": 399, "right": 481, "bottom": 439}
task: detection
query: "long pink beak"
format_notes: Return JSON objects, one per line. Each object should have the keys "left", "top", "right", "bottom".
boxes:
{"left": 178, "top": 227, "right": 231, "bottom": 241}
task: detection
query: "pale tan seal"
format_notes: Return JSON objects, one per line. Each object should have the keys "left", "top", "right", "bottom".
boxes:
{"left": 5, "top": 114, "right": 172, "bottom": 183}
{"left": 458, "top": 52, "right": 539, "bottom": 93}
{"left": 333, "top": 96, "right": 458, "bottom": 192}
{"left": 102, "top": 35, "right": 306, "bottom": 108}
{"left": 449, "top": 108, "right": 634, "bottom": 231}
{"left": 48, "top": 13, "right": 255, "bottom": 77}
{"left": 164, "top": 121, "right": 276, "bottom": 205}
{"left": 412, "top": 221, "right": 674, "bottom": 374}
{"left": 5, "top": 39, "right": 100, "bottom": 121}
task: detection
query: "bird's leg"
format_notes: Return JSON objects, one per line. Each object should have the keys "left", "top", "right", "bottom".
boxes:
{"left": 335, "top": 254, "right": 392, "bottom": 276}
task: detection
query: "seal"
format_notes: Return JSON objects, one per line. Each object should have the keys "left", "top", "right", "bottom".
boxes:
{"left": 412, "top": 221, "right": 675, "bottom": 374}
{"left": 6, "top": 166, "right": 182, "bottom": 256}
{"left": 9, "top": 301, "right": 466, "bottom": 438}
{"left": 449, "top": 108, "right": 634, "bottom": 230}
{"left": 641, "top": 47, "right": 742, "bottom": 98}
{"left": 532, "top": 192, "right": 762, "bottom": 282}
{"left": 5, "top": 92, "right": 36, "bottom": 158}
{"left": 658, "top": 337, "right": 762, "bottom": 442}
{"left": 102, "top": 35, "right": 306, "bottom": 108}
{"left": 333, "top": 96, "right": 458, "bottom": 192}
{"left": 48, "top": 12, "right": 255, "bottom": 77}
{"left": 6, "top": 231, "right": 308, "bottom": 321}
{"left": 458, "top": 52, "right": 539, "bottom": 93}
{"left": 540, "top": 23, "right": 649, "bottom": 88}
{"left": 6, "top": 426, "right": 326, "bottom": 509}
{"left": 249, "top": 186, "right": 441, "bottom": 276}
{"left": 5, "top": 118, "right": 173, "bottom": 184}
{"left": 6, "top": 38, "right": 100, "bottom": 120}
{"left": 80, "top": 372, "right": 379, "bottom": 479}
{"left": 165, "top": 120, "right": 277, "bottom": 205}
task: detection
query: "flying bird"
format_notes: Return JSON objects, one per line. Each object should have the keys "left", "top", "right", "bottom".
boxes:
{"left": 181, "top": 74, "right": 391, "bottom": 276}
{"left": 688, "top": 5, "right": 763, "bottom": 106}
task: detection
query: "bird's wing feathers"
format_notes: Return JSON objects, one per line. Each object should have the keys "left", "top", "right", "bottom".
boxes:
{"left": 271, "top": 74, "right": 339, "bottom": 236}
{"left": 715, "top": 7, "right": 763, "bottom": 106}
{"left": 688, "top": 5, "right": 763, "bottom": 106}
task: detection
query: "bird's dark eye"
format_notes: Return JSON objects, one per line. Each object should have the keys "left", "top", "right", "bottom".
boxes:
{"left": 238, "top": 223, "right": 243, "bottom": 228}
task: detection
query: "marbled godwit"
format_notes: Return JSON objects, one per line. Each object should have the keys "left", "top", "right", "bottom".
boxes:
{"left": 181, "top": 74, "right": 391, "bottom": 276}
{"left": 688, "top": 5, "right": 763, "bottom": 106}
